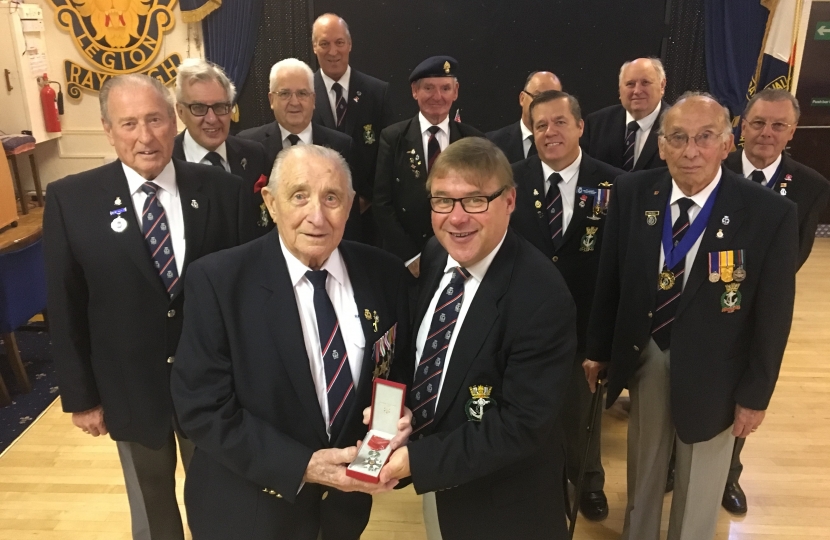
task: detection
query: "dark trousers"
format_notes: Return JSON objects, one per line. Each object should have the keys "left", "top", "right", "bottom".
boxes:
{"left": 727, "top": 436, "right": 746, "bottom": 483}
{"left": 561, "top": 354, "right": 605, "bottom": 493}
{"left": 116, "top": 429, "right": 195, "bottom": 540}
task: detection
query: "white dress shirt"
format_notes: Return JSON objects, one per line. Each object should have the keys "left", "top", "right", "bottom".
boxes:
{"left": 541, "top": 149, "right": 583, "bottom": 234}
{"left": 320, "top": 65, "right": 351, "bottom": 122}
{"left": 279, "top": 122, "right": 314, "bottom": 149}
{"left": 741, "top": 151, "right": 781, "bottom": 187}
{"left": 279, "top": 238, "right": 365, "bottom": 438}
{"left": 124, "top": 161, "right": 185, "bottom": 275}
{"left": 520, "top": 119, "right": 534, "bottom": 158}
{"left": 182, "top": 130, "right": 230, "bottom": 172}
{"left": 658, "top": 170, "right": 722, "bottom": 288}
{"left": 626, "top": 102, "right": 662, "bottom": 165}
{"left": 414, "top": 233, "right": 506, "bottom": 410}
{"left": 418, "top": 112, "right": 451, "bottom": 168}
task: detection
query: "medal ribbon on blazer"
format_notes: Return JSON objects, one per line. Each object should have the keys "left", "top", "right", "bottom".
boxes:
{"left": 661, "top": 182, "right": 721, "bottom": 270}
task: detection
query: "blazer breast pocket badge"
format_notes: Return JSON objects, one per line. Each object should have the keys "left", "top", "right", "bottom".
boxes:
{"left": 466, "top": 385, "right": 496, "bottom": 422}
{"left": 371, "top": 322, "right": 396, "bottom": 380}
{"left": 363, "top": 124, "right": 375, "bottom": 145}
{"left": 708, "top": 249, "right": 746, "bottom": 313}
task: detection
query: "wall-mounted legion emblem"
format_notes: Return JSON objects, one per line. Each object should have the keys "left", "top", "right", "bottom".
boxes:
{"left": 49, "top": 0, "right": 182, "bottom": 100}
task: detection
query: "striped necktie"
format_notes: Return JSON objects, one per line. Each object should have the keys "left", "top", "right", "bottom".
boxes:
{"left": 306, "top": 269, "right": 355, "bottom": 441}
{"left": 623, "top": 120, "right": 639, "bottom": 171}
{"left": 332, "top": 82, "right": 348, "bottom": 131}
{"left": 140, "top": 182, "right": 180, "bottom": 296}
{"left": 546, "top": 173, "right": 565, "bottom": 250}
{"left": 650, "top": 197, "right": 694, "bottom": 350}
{"left": 411, "top": 267, "right": 470, "bottom": 437}
{"left": 427, "top": 126, "right": 442, "bottom": 171}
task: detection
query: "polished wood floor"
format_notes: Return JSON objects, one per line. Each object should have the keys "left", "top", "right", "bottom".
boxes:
{"left": 1, "top": 239, "right": 828, "bottom": 540}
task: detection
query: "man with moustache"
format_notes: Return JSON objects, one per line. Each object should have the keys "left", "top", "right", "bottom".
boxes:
{"left": 510, "top": 90, "right": 624, "bottom": 521}
{"left": 373, "top": 56, "right": 483, "bottom": 277}
{"left": 171, "top": 145, "right": 412, "bottom": 540}
{"left": 44, "top": 74, "right": 243, "bottom": 540}
{"left": 382, "top": 137, "right": 576, "bottom": 540}
{"left": 583, "top": 93, "right": 797, "bottom": 540}
{"left": 238, "top": 58, "right": 361, "bottom": 240}
{"left": 486, "top": 71, "right": 563, "bottom": 163}
{"left": 720, "top": 88, "right": 830, "bottom": 514}
{"left": 172, "top": 58, "right": 268, "bottom": 242}
{"left": 581, "top": 57, "right": 668, "bottom": 171}
{"left": 312, "top": 13, "right": 393, "bottom": 242}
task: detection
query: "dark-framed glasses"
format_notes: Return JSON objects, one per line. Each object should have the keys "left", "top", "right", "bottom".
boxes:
{"left": 429, "top": 186, "right": 507, "bottom": 214}
{"left": 273, "top": 89, "right": 314, "bottom": 101}
{"left": 522, "top": 90, "right": 541, "bottom": 100}
{"left": 182, "top": 102, "right": 232, "bottom": 117}
{"left": 746, "top": 120, "right": 793, "bottom": 132}
{"left": 661, "top": 130, "right": 723, "bottom": 149}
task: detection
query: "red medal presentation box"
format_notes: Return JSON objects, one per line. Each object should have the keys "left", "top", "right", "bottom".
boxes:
{"left": 346, "top": 379, "right": 406, "bottom": 483}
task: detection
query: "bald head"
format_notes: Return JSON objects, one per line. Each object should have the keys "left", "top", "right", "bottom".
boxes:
{"left": 312, "top": 13, "right": 352, "bottom": 80}
{"left": 619, "top": 58, "right": 666, "bottom": 120}
{"left": 658, "top": 93, "right": 732, "bottom": 195}
{"left": 520, "top": 71, "right": 563, "bottom": 129}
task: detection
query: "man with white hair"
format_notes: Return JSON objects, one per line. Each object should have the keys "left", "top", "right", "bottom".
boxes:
{"left": 173, "top": 58, "right": 268, "bottom": 241}
{"left": 581, "top": 57, "right": 668, "bottom": 171}
{"left": 44, "top": 74, "right": 243, "bottom": 540}
{"left": 171, "top": 144, "right": 412, "bottom": 540}
{"left": 583, "top": 93, "right": 797, "bottom": 540}
{"left": 239, "top": 58, "right": 361, "bottom": 240}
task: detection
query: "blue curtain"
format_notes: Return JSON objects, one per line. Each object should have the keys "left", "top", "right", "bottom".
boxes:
{"left": 202, "top": 0, "right": 264, "bottom": 105}
{"left": 704, "top": 0, "right": 768, "bottom": 121}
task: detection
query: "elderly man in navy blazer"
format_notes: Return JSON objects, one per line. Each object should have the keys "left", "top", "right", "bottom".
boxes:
{"left": 171, "top": 144, "right": 413, "bottom": 540}
{"left": 581, "top": 58, "right": 668, "bottom": 171}
{"left": 584, "top": 93, "right": 797, "bottom": 540}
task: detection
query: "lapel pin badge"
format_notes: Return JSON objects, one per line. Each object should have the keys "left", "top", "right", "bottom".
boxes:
{"left": 533, "top": 189, "right": 539, "bottom": 196}
{"left": 111, "top": 216, "right": 128, "bottom": 233}
{"left": 241, "top": 158, "right": 247, "bottom": 170}
{"left": 716, "top": 229, "right": 724, "bottom": 239}
{"left": 191, "top": 200, "right": 199, "bottom": 209}
{"left": 645, "top": 211, "right": 659, "bottom": 226}
{"left": 535, "top": 200, "right": 542, "bottom": 209}
{"left": 653, "top": 190, "right": 660, "bottom": 195}
{"left": 372, "top": 311, "right": 379, "bottom": 332}
{"left": 114, "top": 196, "right": 122, "bottom": 205}
{"left": 722, "top": 215, "right": 730, "bottom": 225}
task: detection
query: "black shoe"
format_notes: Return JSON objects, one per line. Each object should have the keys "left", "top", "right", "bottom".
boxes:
{"left": 665, "top": 466, "right": 674, "bottom": 493}
{"left": 579, "top": 490, "right": 609, "bottom": 521}
{"left": 722, "top": 482, "right": 747, "bottom": 515}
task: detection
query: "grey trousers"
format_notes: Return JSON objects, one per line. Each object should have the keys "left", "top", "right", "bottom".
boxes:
{"left": 621, "top": 339, "right": 735, "bottom": 540}
{"left": 423, "top": 492, "right": 443, "bottom": 540}
{"left": 116, "top": 430, "right": 195, "bottom": 540}
{"left": 562, "top": 354, "right": 605, "bottom": 493}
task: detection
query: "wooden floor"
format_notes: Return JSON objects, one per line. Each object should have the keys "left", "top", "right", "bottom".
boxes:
{"left": 1, "top": 240, "right": 828, "bottom": 540}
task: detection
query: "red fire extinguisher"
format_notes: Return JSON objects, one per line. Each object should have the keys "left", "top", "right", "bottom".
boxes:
{"left": 39, "top": 73, "right": 63, "bottom": 133}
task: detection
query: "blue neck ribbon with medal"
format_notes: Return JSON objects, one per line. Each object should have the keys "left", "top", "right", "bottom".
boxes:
{"left": 659, "top": 182, "right": 721, "bottom": 291}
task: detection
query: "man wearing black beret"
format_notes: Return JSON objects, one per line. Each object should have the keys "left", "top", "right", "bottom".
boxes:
{"left": 374, "top": 56, "right": 483, "bottom": 276}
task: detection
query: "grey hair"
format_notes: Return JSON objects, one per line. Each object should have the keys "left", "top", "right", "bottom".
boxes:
{"left": 657, "top": 91, "right": 732, "bottom": 137}
{"left": 311, "top": 13, "right": 352, "bottom": 44}
{"left": 267, "top": 144, "right": 353, "bottom": 193}
{"left": 619, "top": 57, "right": 667, "bottom": 85}
{"left": 175, "top": 58, "right": 237, "bottom": 103}
{"left": 100, "top": 74, "right": 175, "bottom": 123}
{"left": 269, "top": 58, "right": 315, "bottom": 93}
{"left": 744, "top": 88, "right": 800, "bottom": 122}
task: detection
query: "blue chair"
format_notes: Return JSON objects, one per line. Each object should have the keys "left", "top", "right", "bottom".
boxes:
{"left": 0, "top": 238, "right": 47, "bottom": 405}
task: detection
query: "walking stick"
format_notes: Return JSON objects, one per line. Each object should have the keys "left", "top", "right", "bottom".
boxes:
{"left": 569, "top": 375, "right": 604, "bottom": 539}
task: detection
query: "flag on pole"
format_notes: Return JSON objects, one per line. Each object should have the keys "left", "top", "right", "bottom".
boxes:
{"left": 747, "top": 0, "right": 803, "bottom": 97}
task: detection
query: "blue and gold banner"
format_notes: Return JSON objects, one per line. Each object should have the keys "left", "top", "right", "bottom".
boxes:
{"left": 48, "top": 0, "right": 180, "bottom": 99}
{"left": 180, "top": 0, "right": 222, "bottom": 23}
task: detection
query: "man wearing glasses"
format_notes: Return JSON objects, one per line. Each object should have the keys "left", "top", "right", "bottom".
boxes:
{"left": 239, "top": 58, "right": 360, "bottom": 240}
{"left": 382, "top": 137, "right": 576, "bottom": 540}
{"left": 719, "top": 88, "right": 830, "bottom": 515}
{"left": 583, "top": 93, "right": 797, "bottom": 540}
{"left": 486, "top": 71, "right": 562, "bottom": 163}
{"left": 173, "top": 59, "right": 268, "bottom": 242}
